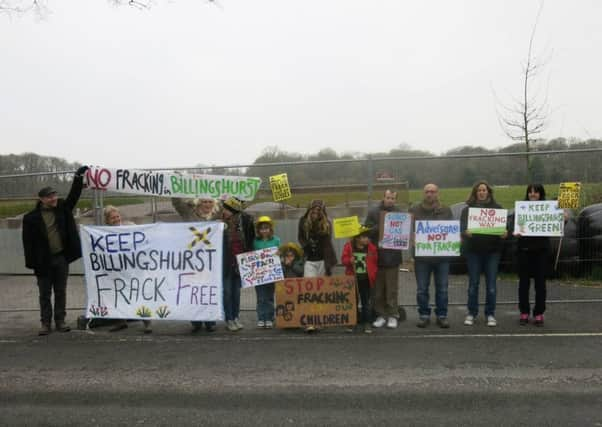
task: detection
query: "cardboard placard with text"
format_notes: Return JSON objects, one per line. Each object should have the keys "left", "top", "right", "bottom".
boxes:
{"left": 237, "top": 247, "right": 284, "bottom": 288}
{"left": 333, "top": 216, "right": 361, "bottom": 239}
{"left": 275, "top": 275, "right": 357, "bottom": 328}
{"left": 467, "top": 208, "right": 508, "bottom": 235}
{"left": 269, "top": 173, "right": 292, "bottom": 202}
{"left": 514, "top": 201, "right": 564, "bottom": 237}
{"left": 557, "top": 182, "right": 581, "bottom": 209}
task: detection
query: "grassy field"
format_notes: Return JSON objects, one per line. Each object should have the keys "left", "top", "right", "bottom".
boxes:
{"left": 2, "top": 183, "right": 600, "bottom": 219}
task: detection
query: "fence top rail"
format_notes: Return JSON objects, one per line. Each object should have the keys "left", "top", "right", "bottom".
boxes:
{"left": 2, "top": 147, "right": 602, "bottom": 179}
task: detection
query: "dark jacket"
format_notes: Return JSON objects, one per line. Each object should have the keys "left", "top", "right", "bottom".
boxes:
{"left": 409, "top": 201, "right": 454, "bottom": 262}
{"left": 365, "top": 201, "right": 402, "bottom": 267}
{"left": 223, "top": 211, "right": 255, "bottom": 275}
{"left": 282, "top": 259, "right": 304, "bottom": 278}
{"left": 297, "top": 216, "right": 337, "bottom": 274}
{"left": 459, "top": 200, "right": 507, "bottom": 254}
{"left": 22, "top": 175, "right": 84, "bottom": 275}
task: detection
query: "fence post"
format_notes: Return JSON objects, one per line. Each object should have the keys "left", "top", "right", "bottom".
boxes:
{"left": 367, "top": 154, "right": 374, "bottom": 210}
{"left": 93, "top": 189, "right": 104, "bottom": 225}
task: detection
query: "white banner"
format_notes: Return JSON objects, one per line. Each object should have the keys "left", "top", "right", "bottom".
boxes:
{"left": 467, "top": 208, "right": 508, "bottom": 235}
{"left": 81, "top": 222, "right": 224, "bottom": 321}
{"left": 84, "top": 166, "right": 262, "bottom": 201}
{"left": 514, "top": 201, "right": 564, "bottom": 237}
{"left": 415, "top": 220, "right": 461, "bottom": 257}
{"left": 237, "top": 247, "right": 284, "bottom": 288}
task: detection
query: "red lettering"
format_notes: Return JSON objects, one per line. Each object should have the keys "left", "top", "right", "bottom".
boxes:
{"left": 87, "top": 167, "right": 111, "bottom": 190}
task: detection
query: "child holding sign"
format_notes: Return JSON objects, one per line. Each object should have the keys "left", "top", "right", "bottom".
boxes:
{"left": 341, "top": 225, "right": 378, "bottom": 333}
{"left": 253, "top": 216, "right": 281, "bottom": 329}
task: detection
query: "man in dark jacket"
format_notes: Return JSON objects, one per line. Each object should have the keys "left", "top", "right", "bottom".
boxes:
{"left": 409, "top": 183, "right": 453, "bottom": 329}
{"left": 22, "top": 166, "right": 88, "bottom": 335}
{"left": 365, "top": 189, "right": 403, "bottom": 329}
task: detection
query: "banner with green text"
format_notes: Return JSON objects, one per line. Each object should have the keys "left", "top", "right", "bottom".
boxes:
{"left": 84, "top": 166, "right": 262, "bottom": 201}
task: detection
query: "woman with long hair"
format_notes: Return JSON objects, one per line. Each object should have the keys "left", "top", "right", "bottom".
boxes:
{"left": 460, "top": 181, "right": 508, "bottom": 327}
{"left": 514, "top": 184, "right": 550, "bottom": 326}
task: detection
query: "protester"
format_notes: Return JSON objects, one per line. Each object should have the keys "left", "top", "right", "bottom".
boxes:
{"left": 460, "top": 180, "right": 508, "bottom": 327}
{"left": 280, "top": 242, "right": 304, "bottom": 278}
{"left": 221, "top": 196, "right": 255, "bottom": 332}
{"left": 22, "top": 165, "right": 88, "bottom": 336}
{"left": 366, "top": 189, "right": 404, "bottom": 329}
{"left": 103, "top": 205, "right": 152, "bottom": 334}
{"left": 297, "top": 199, "right": 337, "bottom": 277}
{"left": 513, "top": 184, "right": 552, "bottom": 326}
{"left": 172, "top": 196, "right": 220, "bottom": 333}
{"left": 409, "top": 183, "right": 453, "bottom": 328}
{"left": 341, "top": 224, "right": 377, "bottom": 334}
{"left": 253, "top": 216, "right": 281, "bottom": 329}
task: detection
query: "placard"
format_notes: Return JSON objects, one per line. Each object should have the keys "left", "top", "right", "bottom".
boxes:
{"left": 514, "top": 201, "right": 564, "bottom": 237}
{"left": 269, "top": 173, "right": 292, "bottom": 202}
{"left": 379, "top": 211, "right": 411, "bottom": 250}
{"left": 333, "top": 216, "right": 361, "bottom": 239}
{"left": 275, "top": 276, "right": 357, "bottom": 328}
{"left": 414, "top": 220, "right": 461, "bottom": 256}
{"left": 81, "top": 222, "right": 224, "bottom": 321}
{"left": 237, "top": 247, "right": 284, "bottom": 288}
{"left": 558, "top": 182, "right": 581, "bottom": 209}
{"left": 467, "top": 208, "right": 508, "bottom": 235}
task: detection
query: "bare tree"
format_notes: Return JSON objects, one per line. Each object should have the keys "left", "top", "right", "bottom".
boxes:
{"left": 495, "top": 1, "right": 551, "bottom": 181}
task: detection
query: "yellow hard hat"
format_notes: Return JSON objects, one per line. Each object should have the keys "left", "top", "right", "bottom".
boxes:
{"left": 256, "top": 216, "right": 274, "bottom": 228}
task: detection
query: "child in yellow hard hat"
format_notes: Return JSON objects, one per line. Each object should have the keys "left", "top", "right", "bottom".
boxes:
{"left": 253, "top": 216, "right": 281, "bottom": 329}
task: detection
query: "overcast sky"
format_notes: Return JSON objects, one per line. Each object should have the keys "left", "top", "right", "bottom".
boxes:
{"left": 1, "top": 0, "right": 600, "bottom": 169}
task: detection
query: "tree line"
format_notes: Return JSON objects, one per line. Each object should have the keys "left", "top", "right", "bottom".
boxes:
{"left": 2, "top": 138, "right": 602, "bottom": 198}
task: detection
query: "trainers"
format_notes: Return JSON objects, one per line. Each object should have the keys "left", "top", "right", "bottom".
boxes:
{"left": 519, "top": 313, "right": 529, "bottom": 326}
{"left": 436, "top": 317, "right": 450, "bottom": 329}
{"left": 304, "top": 325, "right": 316, "bottom": 333}
{"left": 227, "top": 320, "right": 239, "bottom": 332}
{"left": 372, "top": 316, "right": 386, "bottom": 328}
{"left": 38, "top": 323, "right": 51, "bottom": 336}
{"left": 55, "top": 321, "right": 71, "bottom": 333}
{"left": 256, "top": 320, "right": 265, "bottom": 329}
{"left": 416, "top": 317, "right": 430, "bottom": 328}
{"left": 265, "top": 320, "right": 273, "bottom": 329}
{"left": 464, "top": 315, "right": 475, "bottom": 326}
{"left": 234, "top": 318, "right": 244, "bottom": 330}
{"left": 487, "top": 315, "right": 497, "bottom": 327}
{"left": 386, "top": 317, "right": 398, "bottom": 329}
{"left": 345, "top": 326, "right": 355, "bottom": 333}
{"left": 534, "top": 314, "right": 544, "bottom": 326}
{"left": 363, "top": 323, "right": 373, "bottom": 334}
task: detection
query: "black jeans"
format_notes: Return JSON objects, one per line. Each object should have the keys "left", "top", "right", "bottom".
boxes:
{"left": 36, "top": 254, "right": 69, "bottom": 324}
{"left": 357, "top": 277, "right": 373, "bottom": 324}
{"left": 517, "top": 249, "right": 547, "bottom": 316}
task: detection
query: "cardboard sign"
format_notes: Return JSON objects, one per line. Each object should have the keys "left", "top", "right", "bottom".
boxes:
{"left": 269, "top": 173, "right": 292, "bottom": 202}
{"left": 379, "top": 211, "right": 412, "bottom": 250}
{"left": 414, "top": 220, "right": 461, "bottom": 257}
{"left": 80, "top": 222, "right": 224, "bottom": 321}
{"left": 514, "top": 201, "right": 564, "bottom": 237}
{"left": 558, "top": 182, "right": 581, "bottom": 209}
{"left": 275, "top": 275, "right": 357, "bottom": 328}
{"left": 237, "top": 247, "right": 284, "bottom": 288}
{"left": 333, "top": 216, "right": 361, "bottom": 239}
{"left": 467, "top": 208, "right": 508, "bottom": 235}
{"left": 85, "top": 166, "right": 261, "bottom": 201}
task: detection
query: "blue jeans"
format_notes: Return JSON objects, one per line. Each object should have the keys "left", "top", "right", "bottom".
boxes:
{"left": 465, "top": 252, "right": 501, "bottom": 317}
{"left": 255, "top": 282, "right": 275, "bottom": 321}
{"left": 414, "top": 260, "right": 449, "bottom": 319}
{"left": 223, "top": 270, "right": 241, "bottom": 321}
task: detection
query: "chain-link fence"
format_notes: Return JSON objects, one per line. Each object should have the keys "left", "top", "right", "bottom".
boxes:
{"left": 2, "top": 148, "right": 602, "bottom": 306}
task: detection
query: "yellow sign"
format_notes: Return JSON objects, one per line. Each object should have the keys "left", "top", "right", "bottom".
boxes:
{"left": 275, "top": 276, "right": 357, "bottom": 328}
{"left": 333, "top": 216, "right": 361, "bottom": 239}
{"left": 558, "top": 182, "right": 581, "bottom": 209}
{"left": 269, "top": 173, "right": 292, "bottom": 202}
